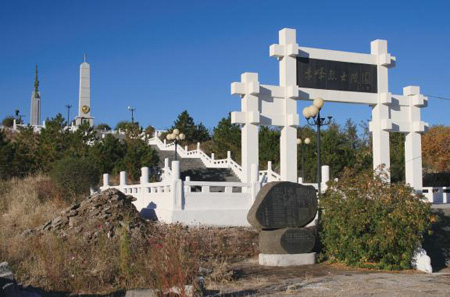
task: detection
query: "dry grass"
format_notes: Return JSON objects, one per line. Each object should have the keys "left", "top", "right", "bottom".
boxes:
{"left": 0, "top": 176, "right": 258, "bottom": 294}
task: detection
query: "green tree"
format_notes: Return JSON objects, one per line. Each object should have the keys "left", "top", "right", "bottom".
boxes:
{"left": 390, "top": 133, "right": 406, "bottom": 183}
{"left": 89, "top": 134, "right": 127, "bottom": 174}
{"left": 211, "top": 115, "right": 241, "bottom": 162}
{"left": 259, "top": 127, "right": 280, "bottom": 169}
{"left": 36, "top": 114, "right": 71, "bottom": 172}
{"left": 115, "top": 138, "right": 159, "bottom": 181}
{"left": 194, "top": 122, "right": 211, "bottom": 142}
{"left": 10, "top": 126, "right": 39, "bottom": 177}
{"left": 95, "top": 123, "right": 111, "bottom": 131}
{"left": 171, "top": 110, "right": 197, "bottom": 142}
{"left": 66, "top": 122, "right": 97, "bottom": 159}
{"left": 144, "top": 125, "right": 155, "bottom": 136}
{"left": 0, "top": 131, "right": 14, "bottom": 180}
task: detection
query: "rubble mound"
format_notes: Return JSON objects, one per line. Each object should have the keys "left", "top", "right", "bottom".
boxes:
{"left": 28, "top": 189, "right": 155, "bottom": 240}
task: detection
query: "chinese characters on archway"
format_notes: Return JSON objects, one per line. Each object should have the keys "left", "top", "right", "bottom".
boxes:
{"left": 297, "top": 58, "right": 378, "bottom": 93}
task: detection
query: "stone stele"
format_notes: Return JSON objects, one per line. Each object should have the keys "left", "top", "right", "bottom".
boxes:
{"left": 247, "top": 181, "right": 317, "bottom": 230}
{"left": 259, "top": 227, "right": 316, "bottom": 254}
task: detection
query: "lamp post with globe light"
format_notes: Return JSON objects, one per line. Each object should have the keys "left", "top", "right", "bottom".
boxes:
{"left": 166, "top": 129, "right": 185, "bottom": 161}
{"left": 302, "top": 98, "right": 332, "bottom": 198}
{"left": 127, "top": 106, "right": 136, "bottom": 124}
{"left": 297, "top": 137, "right": 310, "bottom": 182}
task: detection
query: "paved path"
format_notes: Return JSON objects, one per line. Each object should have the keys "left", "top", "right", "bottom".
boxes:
{"left": 207, "top": 259, "right": 450, "bottom": 296}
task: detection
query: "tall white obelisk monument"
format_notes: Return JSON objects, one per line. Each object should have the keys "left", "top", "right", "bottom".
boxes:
{"left": 30, "top": 65, "right": 41, "bottom": 126}
{"left": 75, "top": 54, "right": 94, "bottom": 126}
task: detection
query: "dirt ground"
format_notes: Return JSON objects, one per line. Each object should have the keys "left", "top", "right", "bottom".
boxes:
{"left": 206, "top": 259, "right": 450, "bottom": 297}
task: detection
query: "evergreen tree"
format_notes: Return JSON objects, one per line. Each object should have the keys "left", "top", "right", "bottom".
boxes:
{"left": 10, "top": 126, "right": 39, "bottom": 177}
{"left": 0, "top": 131, "right": 14, "bottom": 180}
{"left": 95, "top": 123, "right": 111, "bottom": 131}
{"left": 36, "top": 114, "right": 71, "bottom": 172}
{"left": 390, "top": 133, "right": 405, "bottom": 183}
{"left": 259, "top": 126, "right": 280, "bottom": 169}
{"left": 211, "top": 115, "right": 241, "bottom": 162}
{"left": 171, "top": 110, "right": 197, "bottom": 142}
{"left": 89, "top": 134, "right": 127, "bottom": 174}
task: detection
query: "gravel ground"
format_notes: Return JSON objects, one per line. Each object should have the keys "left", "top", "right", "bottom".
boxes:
{"left": 206, "top": 259, "right": 450, "bottom": 297}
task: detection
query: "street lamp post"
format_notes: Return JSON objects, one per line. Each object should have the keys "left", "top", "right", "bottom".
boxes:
{"left": 127, "top": 106, "right": 136, "bottom": 124}
{"left": 302, "top": 98, "right": 332, "bottom": 198}
{"left": 166, "top": 129, "right": 185, "bottom": 161}
{"left": 65, "top": 104, "right": 72, "bottom": 126}
{"left": 297, "top": 137, "right": 310, "bottom": 182}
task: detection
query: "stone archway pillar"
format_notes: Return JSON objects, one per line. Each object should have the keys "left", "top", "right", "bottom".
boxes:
{"left": 370, "top": 40, "right": 393, "bottom": 179}
{"left": 231, "top": 73, "right": 261, "bottom": 183}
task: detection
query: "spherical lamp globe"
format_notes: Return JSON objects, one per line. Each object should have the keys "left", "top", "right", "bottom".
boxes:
{"left": 313, "top": 97, "right": 324, "bottom": 110}
{"left": 179, "top": 133, "right": 185, "bottom": 140}
{"left": 305, "top": 137, "right": 311, "bottom": 144}
{"left": 308, "top": 105, "right": 319, "bottom": 117}
{"left": 302, "top": 107, "right": 311, "bottom": 119}
{"left": 173, "top": 129, "right": 180, "bottom": 135}
{"left": 297, "top": 138, "right": 302, "bottom": 145}
{"left": 166, "top": 134, "right": 172, "bottom": 140}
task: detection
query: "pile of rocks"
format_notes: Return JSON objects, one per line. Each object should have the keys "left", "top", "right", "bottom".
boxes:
{"left": 24, "top": 189, "right": 154, "bottom": 240}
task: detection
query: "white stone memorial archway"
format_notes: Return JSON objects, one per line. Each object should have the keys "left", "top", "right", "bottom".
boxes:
{"left": 232, "top": 28, "right": 427, "bottom": 191}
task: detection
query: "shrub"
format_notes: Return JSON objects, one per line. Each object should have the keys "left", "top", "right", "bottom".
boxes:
{"left": 50, "top": 157, "right": 100, "bottom": 201}
{"left": 319, "top": 167, "right": 431, "bottom": 270}
{"left": 2, "top": 116, "right": 14, "bottom": 127}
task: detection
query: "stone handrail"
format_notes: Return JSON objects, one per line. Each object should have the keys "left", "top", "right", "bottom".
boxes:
{"left": 148, "top": 136, "right": 244, "bottom": 181}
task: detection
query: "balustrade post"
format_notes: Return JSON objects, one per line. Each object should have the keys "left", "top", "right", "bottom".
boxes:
{"left": 250, "top": 163, "right": 260, "bottom": 202}
{"left": 103, "top": 173, "right": 110, "bottom": 187}
{"left": 321, "top": 165, "right": 330, "bottom": 192}
{"left": 185, "top": 176, "right": 191, "bottom": 193}
{"left": 140, "top": 167, "right": 149, "bottom": 184}
{"left": 120, "top": 171, "right": 127, "bottom": 186}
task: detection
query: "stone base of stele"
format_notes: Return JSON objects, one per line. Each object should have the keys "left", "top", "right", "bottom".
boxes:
{"left": 259, "top": 253, "right": 316, "bottom": 266}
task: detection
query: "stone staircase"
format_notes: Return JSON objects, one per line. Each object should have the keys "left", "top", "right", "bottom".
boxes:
{"left": 151, "top": 145, "right": 241, "bottom": 183}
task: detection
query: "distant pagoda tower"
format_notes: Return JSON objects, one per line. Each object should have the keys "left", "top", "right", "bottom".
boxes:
{"left": 30, "top": 65, "right": 41, "bottom": 126}
{"left": 75, "top": 54, "right": 94, "bottom": 126}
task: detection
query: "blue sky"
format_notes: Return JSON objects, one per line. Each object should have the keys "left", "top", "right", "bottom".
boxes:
{"left": 0, "top": 0, "right": 449, "bottom": 131}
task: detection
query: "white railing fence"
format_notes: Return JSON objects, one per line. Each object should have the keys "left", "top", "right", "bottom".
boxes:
{"left": 100, "top": 161, "right": 259, "bottom": 226}
{"left": 423, "top": 187, "right": 450, "bottom": 204}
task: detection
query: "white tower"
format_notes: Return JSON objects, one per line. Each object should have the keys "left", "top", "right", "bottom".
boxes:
{"left": 30, "top": 65, "right": 41, "bottom": 126}
{"left": 75, "top": 54, "right": 94, "bottom": 126}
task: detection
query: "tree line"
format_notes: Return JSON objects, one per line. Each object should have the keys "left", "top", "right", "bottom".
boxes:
{"left": 1, "top": 110, "right": 448, "bottom": 185}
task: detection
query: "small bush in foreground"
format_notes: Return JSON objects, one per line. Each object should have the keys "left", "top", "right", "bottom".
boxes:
{"left": 50, "top": 157, "right": 99, "bottom": 201}
{"left": 319, "top": 167, "right": 431, "bottom": 270}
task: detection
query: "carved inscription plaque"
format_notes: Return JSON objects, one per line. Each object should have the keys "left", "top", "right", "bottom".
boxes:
{"left": 247, "top": 182, "right": 317, "bottom": 230}
{"left": 297, "top": 57, "right": 378, "bottom": 93}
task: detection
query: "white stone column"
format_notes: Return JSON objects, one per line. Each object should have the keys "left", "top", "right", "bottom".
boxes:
{"left": 140, "top": 167, "right": 149, "bottom": 184}
{"left": 270, "top": 28, "right": 299, "bottom": 182}
{"left": 231, "top": 72, "right": 261, "bottom": 183}
{"left": 120, "top": 171, "right": 127, "bottom": 186}
{"left": 171, "top": 160, "right": 182, "bottom": 210}
{"left": 370, "top": 40, "right": 394, "bottom": 179}
{"left": 103, "top": 173, "right": 110, "bottom": 187}
{"left": 403, "top": 86, "right": 427, "bottom": 191}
